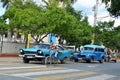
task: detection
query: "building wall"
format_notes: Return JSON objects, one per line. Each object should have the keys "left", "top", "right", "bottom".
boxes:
{"left": 0, "top": 42, "right": 35, "bottom": 54}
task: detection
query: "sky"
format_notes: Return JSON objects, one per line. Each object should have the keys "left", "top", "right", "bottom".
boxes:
{"left": 0, "top": 0, "right": 120, "bottom": 27}
{"left": 72, "top": 0, "right": 120, "bottom": 27}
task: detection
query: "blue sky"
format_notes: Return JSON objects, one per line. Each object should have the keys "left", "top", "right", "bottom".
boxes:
{"left": 0, "top": 0, "right": 120, "bottom": 27}
{"left": 0, "top": 2, "right": 5, "bottom": 16}
{"left": 73, "top": 0, "right": 119, "bottom": 27}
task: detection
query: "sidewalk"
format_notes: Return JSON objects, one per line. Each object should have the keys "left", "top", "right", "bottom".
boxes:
{"left": 0, "top": 57, "right": 22, "bottom": 62}
{"left": 0, "top": 53, "right": 19, "bottom": 57}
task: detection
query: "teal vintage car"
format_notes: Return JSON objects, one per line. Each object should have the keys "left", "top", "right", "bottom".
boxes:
{"left": 73, "top": 44, "right": 106, "bottom": 63}
{"left": 19, "top": 43, "right": 72, "bottom": 64}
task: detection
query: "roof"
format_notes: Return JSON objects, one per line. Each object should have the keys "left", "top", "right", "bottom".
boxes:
{"left": 84, "top": 44, "right": 105, "bottom": 49}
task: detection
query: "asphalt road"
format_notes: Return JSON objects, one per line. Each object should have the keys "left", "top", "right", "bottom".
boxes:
{"left": 0, "top": 57, "right": 120, "bottom": 80}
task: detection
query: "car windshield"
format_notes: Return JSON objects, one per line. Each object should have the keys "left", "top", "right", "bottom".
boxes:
{"left": 84, "top": 47, "right": 94, "bottom": 51}
{"left": 33, "top": 44, "right": 50, "bottom": 49}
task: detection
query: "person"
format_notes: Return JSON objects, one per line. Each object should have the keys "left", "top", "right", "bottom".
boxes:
{"left": 50, "top": 40, "right": 54, "bottom": 48}
{"left": 54, "top": 46, "right": 58, "bottom": 59}
{"left": 107, "top": 49, "right": 111, "bottom": 55}
{"left": 106, "top": 49, "right": 112, "bottom": 62}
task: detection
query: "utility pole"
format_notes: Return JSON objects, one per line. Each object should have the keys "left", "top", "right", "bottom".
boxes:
{"left": 92, "top": 0, "right": 99, "bottom": 44}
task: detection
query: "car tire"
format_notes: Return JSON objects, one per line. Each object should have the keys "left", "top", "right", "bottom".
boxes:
{"left": 86, "top": 58, "right": 92, "bottom": 63}
{"left": 99, "top": 58, "right": 104, "bottom": 63}
{"left": 23, "top": 57, "right": 29, "bottom": 63}
{"left": 42, "top": 58, "right": 46, "bottom": 64}
{"left": 104, "top": 58, "right": 106, "bottom": 62}
{"left": 74, "top": 59, "right": 78, "bottom": 62}
{"left": 60, "top": 58, "right": 67, "bottom": 64}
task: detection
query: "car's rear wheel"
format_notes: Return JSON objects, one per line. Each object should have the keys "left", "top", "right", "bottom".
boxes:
{"left": 99, "top": 58, "right": 104, "bottom": 63}
{"left": 23, "top": 57, "right": 29, "bottom": 63}
{"left": 60, "top": 57, "right": 67, "bottom": 64}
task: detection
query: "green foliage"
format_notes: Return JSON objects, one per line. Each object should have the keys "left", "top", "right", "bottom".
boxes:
{"left": 0, "top": 0, "right": 9, "bottom": 8}
{"left": 1, "top": 0, "right": 92, "bottom": 46}
{"left": 102, "top": 0, "right": 120, "bottom": 17}
{"left": 0, "top": 16, "right": 8, "bottom": 34}
{"left": 94, "top": 21, "right": 120, "bottom": 49}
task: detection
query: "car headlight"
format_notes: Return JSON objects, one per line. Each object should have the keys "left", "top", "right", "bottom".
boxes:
{"left": 20, "top": 49, "right": 23, "bottom": 53}
{"left": 37, "top": 50, "right": 42, "bottom": 54}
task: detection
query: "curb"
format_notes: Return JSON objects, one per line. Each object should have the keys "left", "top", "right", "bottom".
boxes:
{"left": 0, "top": 54, "right": 19, "bottom": 57}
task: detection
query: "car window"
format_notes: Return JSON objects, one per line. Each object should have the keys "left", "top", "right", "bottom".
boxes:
{"left": 58, "top": 46, "right": 64, "bottom": 50}
{"left": 95, "top": 48, "right": 104, "bottom": 52}
{"left": 84, "top": 47, "right": 94, "bottom": 51}
{"left": 34, "top": 44, "right": 50, "bottom": 49}
{"left": 101, "top": 49, "right": 105, "bottom": 52}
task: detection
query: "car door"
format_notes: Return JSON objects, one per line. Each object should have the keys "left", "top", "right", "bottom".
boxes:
{"left": 94, "top": 48, "right": 101, "bottom": 60}
{"left": 58, "top": 46, "right": 71, "bottom": 60}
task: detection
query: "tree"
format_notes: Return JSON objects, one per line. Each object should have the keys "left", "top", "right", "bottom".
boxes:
{"left": 0, "top": 0, "right": 9, "bottom": 8}
{"left": 0, "top": 16, "right": 8, "bottom": 35}
{"left": 2, "top": 0, "right": 92, "bottom": 46}
{"left": 102, "top": 0, "right": 120, "bottom": 17}
{"left": 3, "top": 0, "right": 47, "bottom": 43}
{"left": 94, "top": 21, "right": 117, "bottom": 48}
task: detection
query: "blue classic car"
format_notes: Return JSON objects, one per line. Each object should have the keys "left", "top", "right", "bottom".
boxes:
{"left": 19, "top": 43, "right": 73, "bottom": 64}
{"left": 73, "top": 44, "right": 106, "bottom": 63}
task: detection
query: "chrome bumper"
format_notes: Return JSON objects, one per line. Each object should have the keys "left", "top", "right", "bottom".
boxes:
{"left": 19, "top": 54, "right": 45, "bottom": 58}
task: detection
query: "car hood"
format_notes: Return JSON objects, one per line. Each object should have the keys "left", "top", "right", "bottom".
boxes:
{"left": 21, "top": 48, "right": 48, "bottom": 52}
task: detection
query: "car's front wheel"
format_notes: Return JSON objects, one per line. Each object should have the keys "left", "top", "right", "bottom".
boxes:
{"left": 74, "top": 59, "right": 78, "bottom": 62}
{"left": 23, "top": 57, "right": 29, "bottom": 63}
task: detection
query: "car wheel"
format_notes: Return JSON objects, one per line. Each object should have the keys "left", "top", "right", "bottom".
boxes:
{"left": 60, "top": 58, "right": 67, "bottom": 64}
{"left": 23, "top": 57, "right": 29, "bottom": 63}
{"left": 99, "top": 58, "right": 104, "bottom": 63}
{"left": 104, "top": 58, "right": 106, "bottom": 62}
{"left": 74, "top": 59, "right": 78, "bottom": 62}
{"left": 86, "top": 58, "right": 92, "bottom": 63}
{"left": 42, "top": 58, "right": 46, "bottom": 64}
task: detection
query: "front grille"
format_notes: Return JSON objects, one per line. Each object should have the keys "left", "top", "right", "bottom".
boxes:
{"left": 78, "top": 54, "right": 85, "bottom": 57}
{"left": 80, "top": 55, "right": 85, "bottom": 57}
{"left": 25, "top": 51, "right": 36, "bottom": 54}
{"left": 37, "top": 53, "right": 44, "bottom": 56}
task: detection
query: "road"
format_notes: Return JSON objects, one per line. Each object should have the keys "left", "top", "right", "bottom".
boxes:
{"left": 0, "top": 57, "right": 120, "bottom": 80}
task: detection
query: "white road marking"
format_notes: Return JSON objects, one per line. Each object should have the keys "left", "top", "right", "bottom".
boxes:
{"left": 78, "top": 74, "right": 116, "bottom": 80}
{"left": 88, "top": 65, "right": 98, "bottom": 68}
{"left": 0, "top": 65, "right": 46, "bottom": 70}
{"left": 88, "top": 65, "right": 96, "bottom": 68}
{"left": 10, "top": 69, "right": 80, "bottom": 77}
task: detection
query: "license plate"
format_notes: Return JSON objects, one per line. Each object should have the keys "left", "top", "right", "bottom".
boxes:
{"left": 27, "top": 56, "right": 34, "bottom": 58}
{"left": 78, "top": 58, "right": 82, "bottom": 60}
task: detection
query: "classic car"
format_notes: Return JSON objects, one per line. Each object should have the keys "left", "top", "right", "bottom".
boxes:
{"left": 19, "top": 43, "right": 73, "bottom": 64}
{"left": 73, "top": 44, "right": 106, "bottom": 63}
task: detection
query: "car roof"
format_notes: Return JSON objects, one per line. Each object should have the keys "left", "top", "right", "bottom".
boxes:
{"left": 84, "top": 44, "right": 105, "bottom": 49}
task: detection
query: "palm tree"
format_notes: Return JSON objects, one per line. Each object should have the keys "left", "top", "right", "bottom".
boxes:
{"left": 0, "top": 0, "right": 9, "bottom": 8}
{"left": 45, "top": 0, "right": 77, "bottom": 7}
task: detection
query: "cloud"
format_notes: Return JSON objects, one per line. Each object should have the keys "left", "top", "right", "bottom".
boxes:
{"left": 73, "top": 0, "right": 120, "bottom": 27}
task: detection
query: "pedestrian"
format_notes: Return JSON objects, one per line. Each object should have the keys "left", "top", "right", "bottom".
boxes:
{"left": 50, "top": 40, "right": 54, "bottom": 48}
{"left": 107, "top": 49, "right": 111, "bottom": 55}
{"left": 54, "top": 46, "right": 59, "bottom": 62}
